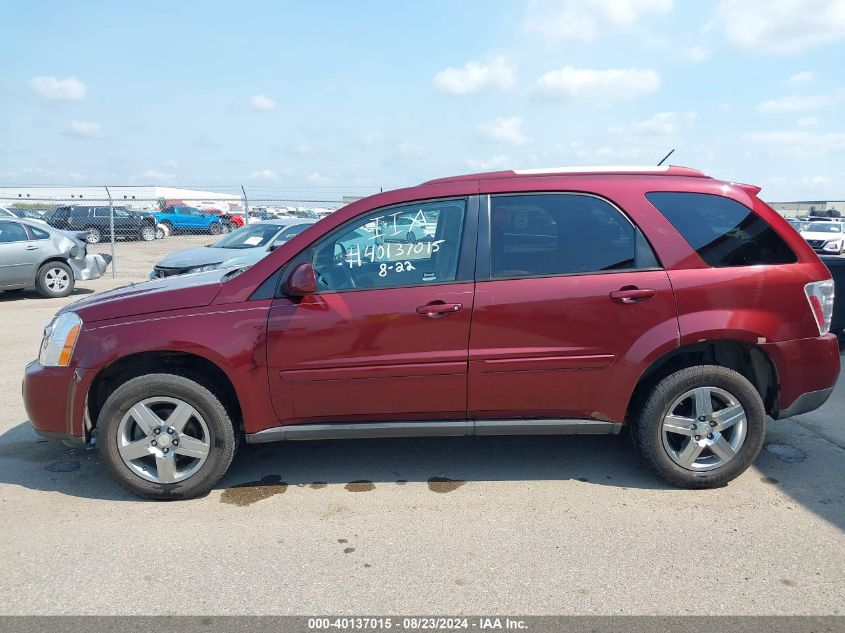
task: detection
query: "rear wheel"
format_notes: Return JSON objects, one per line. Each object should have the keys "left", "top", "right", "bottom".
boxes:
{"left": 36, "top": 261, "right": 75, "bottom": 298}
{"left": 85, "top": 227, "right": 102, "bottom": 244}
{"left": 97, "top": 373, "right": 236, "bottom": 500}
{"left": 155, "top": 225, "right": 166, "bottom": 239}
{"left": 632, "top": 365, "right": 765, "bottom": 488}
{"left": 208, "top": 221, "right": 222, "bottom": 235}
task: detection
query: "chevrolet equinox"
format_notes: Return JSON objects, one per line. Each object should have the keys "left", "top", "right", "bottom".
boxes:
{"left": 24, "top": 166, "right": 840, "bottom": 499}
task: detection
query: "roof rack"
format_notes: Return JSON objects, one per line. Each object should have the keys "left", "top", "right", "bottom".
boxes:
{"left": 422, "top": 165, "right": 708, "bottom": 185}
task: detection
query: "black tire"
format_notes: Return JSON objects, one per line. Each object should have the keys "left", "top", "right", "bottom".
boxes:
{"left": 85, "top": 227, "right": 102, "bottom": 244}
{"left": 139, "top": 224, "right": 156, "bottom": 241}
{"left": 97, "top": 373, "right": 237, "bottom": 500}
{"left": 35, "top": 261, "right": 75, "bottom": 298}
{"left": 208, "top": 221, "right": 222, "bottom": 235}
{"left": 632, "top": 365, "right": 766, "bottom": 489}
{"left": 155, "top": 225, "right": 166, "bottom": 239}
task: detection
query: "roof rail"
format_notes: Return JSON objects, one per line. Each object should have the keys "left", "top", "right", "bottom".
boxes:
{"left": 422, "top": 165, "right": 708, "bottom": 185}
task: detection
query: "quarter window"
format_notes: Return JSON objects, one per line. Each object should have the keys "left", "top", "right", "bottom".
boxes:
{"left": 646, "top": 192, "right": 796, "bottom": 267}
{"left": 311, "top": 199, "right": 466, "bottom": 291}
{"left": 490, "top": 194, "right": 657, "bottom": 279}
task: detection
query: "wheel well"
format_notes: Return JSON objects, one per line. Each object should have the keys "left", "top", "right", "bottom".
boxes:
{"left": 88, "top": 351, "right": 243, "bottom": 434}
{"left": 37, "top": 257, "right": 70, "bottom": 272}
{"left": 627, "top": 340, "right": 779, "bottom": 420}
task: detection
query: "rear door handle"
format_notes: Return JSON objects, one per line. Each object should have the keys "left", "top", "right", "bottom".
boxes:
{"left": 416, "top": 301, "right": 463, "bottom": 317}
{"left": 609, "top": 287, "right": 656, "bottom": 304}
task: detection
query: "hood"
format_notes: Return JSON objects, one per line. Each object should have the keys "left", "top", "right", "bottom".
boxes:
{"left": 801, "top": 231, "right": 843, "bottom": 241}
{"left": 156, "top": 245, "right": 262, "bottom": 269}
{"left": 60, "top": 269, "right": 228, "bottom": 323}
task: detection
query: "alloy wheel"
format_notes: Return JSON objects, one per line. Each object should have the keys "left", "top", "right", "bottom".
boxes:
{"left": 116, "top": 397, "right": 211, "bottom": 484}
{"left": 660, "top": 386, "right": 747, "bottom": 472}
{"left": 44, "top": 267, "right": 71, "bottom": 293}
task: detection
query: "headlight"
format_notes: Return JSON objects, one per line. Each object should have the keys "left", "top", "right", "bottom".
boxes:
{"left": 39, "top": 312, "right": 82, "bottom": 367}
{"left": 187, "top": 263, "right": 221, "bottom": 273}
{"left": 823, "top": 240, "right": 842, "bottom": 249}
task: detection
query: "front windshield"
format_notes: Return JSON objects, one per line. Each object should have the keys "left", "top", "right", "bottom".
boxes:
{"left": 806, "top": 222, "right": 843, "bottom": 233}
{"left": 212, "top": 223, "right": 282, "bottom": 249}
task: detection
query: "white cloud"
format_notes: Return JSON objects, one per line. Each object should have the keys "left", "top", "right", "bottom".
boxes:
{"left": 610, "top": 112, "right": 679, "bottom": 136}
{"left": 247, "top": 169, "right": 278, "bottom": 180}
{"left": 68, "top": 120, "right": 104, "bottom": 138}
{"left": 524, "top": 0, "right": 673, "bottom": 42}
{"left": 684, "top": 45, "right": 711, "bottom": 62}
{"left": 478, "top": 116, "right": 530, "bottom": 145}
{"left": 798, "top": 116, "right": 820, "bottom": 127}
{"left": 249, "top": 94, "right": 276, "bottom": 110}
{"left": 29, "top": 76, "right": 86, "bottom": 100}
{"left": 534, "top": 66, "right": 660, "bottom": 101}
{"left": 715, "top": 0, "right": 845, "bottom": 54}
{"left": 307, "top": 171, "right": 329, "bottom": 184}
{"left": 744, "top": 130, "right": 845, "bottom": 155}
{"left": 785, "top": 70, "right": 815, "bottom": 86}
{"left": 433, "top": 56, "right": 516, "bottom": 95}
{"left": 467, "top": 155, "right": 512, "bottom": 171}
{"left": 131, "top": 170, "right": 174, "bottom": 181}
{"left": 757, "top": 92, "right": 842, "bottom": 111}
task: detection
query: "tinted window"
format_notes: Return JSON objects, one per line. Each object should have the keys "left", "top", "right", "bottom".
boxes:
{"left": 490, "top": 194, "right": 657, "bottom": 278}
{"left": 646, "top": 192, "right": 796, "bottom": 267}
{"left": 28, "top": 226, "right": 50, "bottom": 240}
{"left": 311, "top": 199, "right": 466, "bottom": 291}
{"left": 0, "top": 222, "right": 29, "bottom": 243}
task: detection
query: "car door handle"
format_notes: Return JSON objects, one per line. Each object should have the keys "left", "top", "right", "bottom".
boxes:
{"left": 25, "top": 245, "right": 39, "bottom": 250}
{"left": 416, "top": 301, "right": 463, "bottom": 317}
{"left": 609, "top": 287, "right": 656, "bottom": 304}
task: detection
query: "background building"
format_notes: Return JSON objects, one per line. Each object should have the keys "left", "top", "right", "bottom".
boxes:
{"left": 0, "top": 186, "right": 243, "bottom": 212}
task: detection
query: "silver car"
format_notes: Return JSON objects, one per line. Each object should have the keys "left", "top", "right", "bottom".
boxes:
{"left": 0, "top": 218, "right": 112, "bottom": 297}
{"left": 150, "top": 219, "right": 316, "bottom": 278}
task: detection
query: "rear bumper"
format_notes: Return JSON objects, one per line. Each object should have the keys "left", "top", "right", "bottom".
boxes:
{"left": 70, "top": 253, "right": 112, "bottom": 281}
{"left": 763, "top": 334, "right": 841, "bottom": 419}
{"left": 23, "top": 361, "right": 90, "bottom": 442}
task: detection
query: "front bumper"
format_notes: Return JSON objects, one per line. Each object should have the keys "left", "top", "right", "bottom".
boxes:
{"left": 763, "top": 334, "right": 841, "bottom": 419}
{"left": 70, "top": 253, "right": 112, "bottom": 281}
{"left": 23, "top": 361, "right": 91, "bottom": 443}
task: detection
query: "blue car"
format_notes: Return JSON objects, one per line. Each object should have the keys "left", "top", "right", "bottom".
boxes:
{"left": 152, "top": 205, "right": 224, "bottom": 235}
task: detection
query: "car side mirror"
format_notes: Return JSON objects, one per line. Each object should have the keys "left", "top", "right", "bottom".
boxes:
{"left": 285, "top": 262, "right": 317, "bottom": 296}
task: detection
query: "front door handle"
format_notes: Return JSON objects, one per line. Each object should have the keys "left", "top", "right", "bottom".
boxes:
{"left": 416, "top": 301, "right": 463, "bottom": 318}
{"left": 609, "top": 286, "right": 656, "bottom": 304}
{"left": 25, "top": 245, "right": 39, "bottom": 250}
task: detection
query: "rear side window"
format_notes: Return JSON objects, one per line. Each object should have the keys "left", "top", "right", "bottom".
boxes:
{"left": 647, "top": 192, "right": 796, "bottom": 267}
{"left": 490, "top": 193, "right": 659, "bottom": 279}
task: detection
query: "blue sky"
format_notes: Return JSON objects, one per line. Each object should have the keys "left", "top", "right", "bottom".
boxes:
{"left": 1, "top": 0, "right": 844, "bottom": 200}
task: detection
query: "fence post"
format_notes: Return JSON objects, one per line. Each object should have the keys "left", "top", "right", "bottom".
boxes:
{"left": 241, "top": 185, "right": 250, "bottom": 225}
{"left": 104, "top": 185, "right": 116, "bottom": 278}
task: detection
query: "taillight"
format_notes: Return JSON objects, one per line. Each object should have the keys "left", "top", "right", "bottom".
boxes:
{"left": 805, "top": 280, "right": 835, "bottom": 335}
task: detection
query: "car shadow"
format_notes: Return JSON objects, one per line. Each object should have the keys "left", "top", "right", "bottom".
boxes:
{"left": 0, "top": 287, "right": 95, "bottom": 302}
{"left": 0, "top": 420, "right": 673, "bottom": 502}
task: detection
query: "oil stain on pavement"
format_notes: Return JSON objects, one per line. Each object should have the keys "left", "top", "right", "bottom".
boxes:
{"left": 220, "top": 474, "right": 288, "bottom": 506}
{"left": 427, "top": 477, "right": 465, "bottom": 493}
{"left": 345, "top": 480, "right": 375, "bottom": 492}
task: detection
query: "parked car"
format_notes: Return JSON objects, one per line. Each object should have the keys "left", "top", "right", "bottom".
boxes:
{"left": 42, "top": 205, "right": 157, "bottom": 244}
{"left": 152, "top": 205, "right": 223, "bottom": 235}
{"left": 1, "top": 218, "right": 111, "bottom": 297}
{"left": 150, "top": 219, "right": 316, "bottom": 278}
{"left": 202, "top": 208, "right": 245, "bottom": 233}
{"left": 24, "top": 165, "right": 840, "bottom": 500}
{"left": 820, "top": 255, "right": 845, "bottom": 340}
{"left": 799, "top": 221, "right": 845, "bottom": 255}
{"left": 9, "top": 208, "right": 48, "bottom": 223}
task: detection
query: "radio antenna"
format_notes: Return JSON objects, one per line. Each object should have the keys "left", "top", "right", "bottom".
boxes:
{"left": 657, "top": 148, "right": 675, "bottom": 166}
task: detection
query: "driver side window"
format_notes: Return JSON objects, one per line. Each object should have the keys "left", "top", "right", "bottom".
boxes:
{"left": 311, "top": 199, "right": 466, "bottom": 292}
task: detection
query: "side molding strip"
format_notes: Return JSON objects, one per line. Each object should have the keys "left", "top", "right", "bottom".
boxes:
{"left": 245, "top": 419, "right": 620, "bottom": 444}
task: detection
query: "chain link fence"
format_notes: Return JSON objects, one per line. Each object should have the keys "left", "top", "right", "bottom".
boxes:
{"left": 0, "top": 186, "right": 374, "bottom": 281}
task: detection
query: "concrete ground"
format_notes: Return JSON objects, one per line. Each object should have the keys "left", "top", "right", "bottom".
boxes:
{"left": 0, "top": 278, "right": 842, "bottom": 615}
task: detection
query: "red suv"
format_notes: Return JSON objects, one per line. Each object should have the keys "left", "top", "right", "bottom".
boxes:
{"left": 24, "top": 166, "right": 840, "bottom": 499}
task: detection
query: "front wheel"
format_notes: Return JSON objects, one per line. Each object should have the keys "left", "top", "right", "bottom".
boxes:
{"left": 632, "top": 365, "right": 765, "bottom": 489}
{"left": 97, "top": 373, "right": 237, "bottom": 500}
{"left": 140, "top": 224, "right": 156, "bottom": 241}
{"left": 86, "top": 227, "right": 102, "bottom": 244}
{"left": 155, "top": 225, "right": 166, "bottom": 239}
{"left": 208, "top": 221, "right": 222, "bottom": 235}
